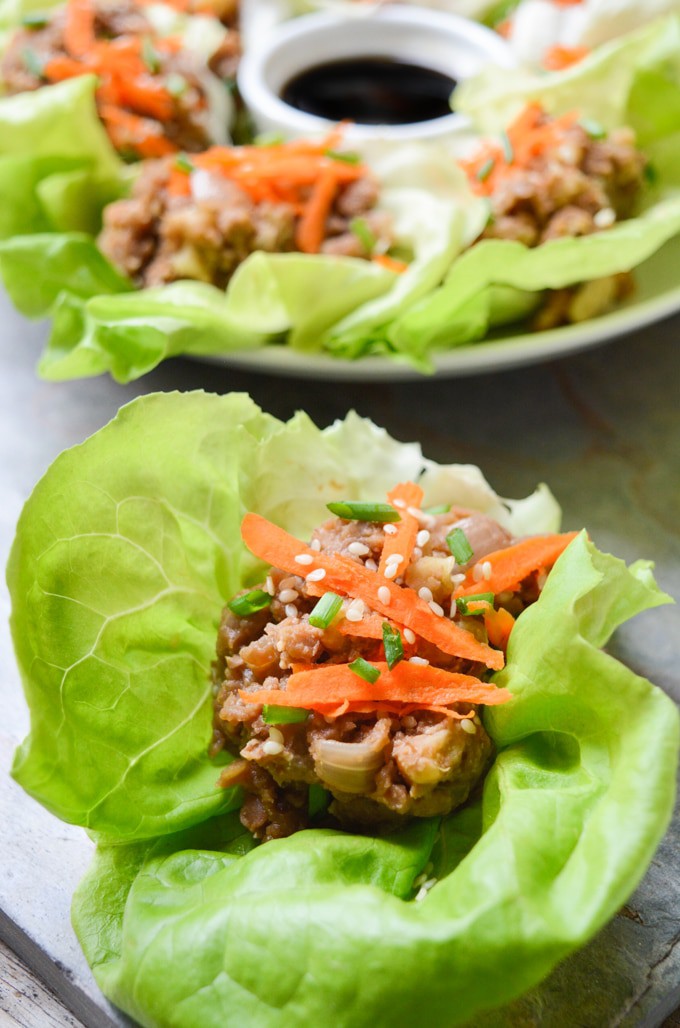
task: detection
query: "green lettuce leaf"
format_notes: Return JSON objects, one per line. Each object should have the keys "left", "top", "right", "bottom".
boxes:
{"left": 10, "top": 394, "right": 555, "bottom": 839}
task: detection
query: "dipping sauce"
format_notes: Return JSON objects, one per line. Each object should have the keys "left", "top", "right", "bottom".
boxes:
{"left": 280, "top": 57, "right": 457, "bottom": 126}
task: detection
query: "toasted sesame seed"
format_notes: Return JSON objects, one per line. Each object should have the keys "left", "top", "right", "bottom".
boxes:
{"left": 345, "top": 607, "right": 364, "bottom": 623}
{"left": 472, "top": 563, "right": 484, "bottom": 582}
{"left": 412, "top": 547, "right": 422, "bottom": 561}
{"left": 429, "top": 600, "right": 445, "bottom": 617}
{"left": 276, "top": 640, "right": 285, "bottom": 652}
{"left": 414, "top": 887, "right": 428, "bottom": 902}
{"left": 452, "top": 573, "right": 466, "bottom": 585}
{"left": 386, "top": 552, "right": 404, "bottom": 566}
{"left": 265, "top": 576, "right": 275, "bottom": 595}
{"left": 594, "top": 207, "right": 616, "bottom": 228}
{"left": 418, "top": 586, "right": 433, "bottom": 603}
{"left": 416, "top": 530, "right": 430, "bottom": 547}
{"left": 310, "top": 538, "right": 321, "bottom": 551}
{"left": 482, "top": 561, "right": 492, "bottom": 581}
{"left": 403, "top": 628, "right": 416, "bottom": 644}
{"left": 348, "top": 541, "right": 370, "bottom": 556}
{"left": 378, "top": 585, "right": 391, "bottom": 604}
{"left": 268, "top": 727, "right": 284, "bottom": 745}
{"left": 278, "top": 588, "right": 298, "bottom": 603}
{"left": 365, "top": 558, "right": 378, "bottom": 571}
{"left": 384, "top": 563, "right": 399, "bottom": 579}
{"left": 409, "top": 656, "right": 429, "bottom": 666}
{"left": 393, "top": 499, "right": 406, "bottom": 509}
{"left": 460, "top": 719, "right": 477, "bottom": 735}
{"left": 285, "top": 604, "right": 297, "bottom": 618}
{"left": 295, "top": 553, "right": 313, "bottom": 566}
{"left": 383, "top": 523, "right": 398, "bottom": 535}
{"left": 306, "top": 568, "right": 326, "bottom": 583}
{"left": 413, "top": 873, "right": 428, "bottom": 888}
{"left": 262, "top": 739, "right": 284, "bottom": 756}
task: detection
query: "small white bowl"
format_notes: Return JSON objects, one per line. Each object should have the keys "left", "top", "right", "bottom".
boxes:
{"left": 237, "top": 5, "right": 515, "bottom": 144}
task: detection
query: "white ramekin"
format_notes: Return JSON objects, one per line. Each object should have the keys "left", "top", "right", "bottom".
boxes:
{"left": 237, "top": 5, "right": 515, "bottom": 143}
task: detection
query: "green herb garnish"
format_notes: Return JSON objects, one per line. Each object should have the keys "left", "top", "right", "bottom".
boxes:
{"left": 580, "top": 118, "right": 606, "bottom": 140}
{"left": 255, "top": 131, "right": 285, "bottom": 147}
{"left": 227, "top": 589, "right": 272, "bottom": 617}
{"left": 309, "top": 592, "right": 343, "bottom": 629}
{"left": 22, "top": 47, "right": 44, "bottom": 78}
{"left": 262, "top": 705, "right": 309, "bottom": 725}
{"left": 382, "top": 623, "right": 404, "bottom": 670}
{"left": 21, "top": 11, "right": 49, "bottom": 28}
{"left": 500, "top": 131, "right": 514, "bottom": 162}
{"left": 141, "top": 36, "right": 162, "bottom": 75}
{"left": 446, "top": 528, "right": 473, "bottom": 565}
{"left": 349, "top": 658, "right": 381, "bottom": 684}
{"left": 456, "top": 593, "right": 494, "bottom": 616}
{"left": 325, "top": 149, "right": 361, "bottom": 164}
{"left": 166, "top": 73, "right": 188, "bottom": 97}
{"left": 476, "top": 158, "right": 496, "bottom": 182}
{"left": 327, "top": 501, "right": 401, "bottom": 523}
{"left": 350, "top": 216, "right": 377, "bottom": 254}
{"left": 175, "top": 153, "right": 194, "bottom": 174}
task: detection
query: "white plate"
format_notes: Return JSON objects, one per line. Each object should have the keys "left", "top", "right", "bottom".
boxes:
{"left": 203, "top": 234, "right": 680, "bottom": 380}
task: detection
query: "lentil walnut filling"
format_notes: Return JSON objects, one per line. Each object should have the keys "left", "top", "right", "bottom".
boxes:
{"left": 211, "top": 492, "right": 576, "bottom": 842}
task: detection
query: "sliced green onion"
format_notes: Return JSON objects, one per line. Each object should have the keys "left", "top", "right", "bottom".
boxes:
{"left": 309, "top": 592, "right": 343, "bottom": 629}
{"left": 349, "top": 657, "right": 381, "bottom": 684}
{"left": 425, "top": 503, "right": 451, "bottom": 515}
{"left": 166, "top": 72, "right": 188, "bottom": 97}
{"left": 500, "top": 131, "right": 514, "bottom": 162}
{"left": 327, "top": 501, "right": 400, "bottom": 523}
{"left": 21, "top": 11, "right": 49, "bottom": 27}
{"left": 255, "top": 131, "right": 285, "bottom": 147}
{"left": 141, "top": 36, "right": 162, "bottom": 74}
{"left": 456, "top": 593, "right": 494, "bottom": 617}
{"left": 262, "top": 705, "right": 309, "bottom": 725}
{"left": 644, "top": 163, "right": 659, "bottom": 186}
{"left": 476, "top": 157, "right": 496, "bottom": 182}
{"left": 350, "top": 216, "right": 377, "bottom": 254}
{"left": 325, "top": 149, "right": 361, "bottom": 164}
{"left": 382, "top": 623, "right": 404, "bottom": 670}
{"left": 580, "top": 117, "right": 606, "bottom": 140}
{"left": 175, "top": 152, "right": 194, "bottom": 174}
{"left": 227, "top": 588, "right": 272, "bottom": 617}
{"left": 446, "top": 527, "right": 473, "bottom": 565}
{"left": 22, "top": 47, "right": 44, "bottom": 77}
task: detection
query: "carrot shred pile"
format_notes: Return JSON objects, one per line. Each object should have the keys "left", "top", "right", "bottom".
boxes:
{"left": 40, "top": 0, "right": 184, "bottom": 157}
{"left": 458, "top": 102, "right": 581, "bottom": 197}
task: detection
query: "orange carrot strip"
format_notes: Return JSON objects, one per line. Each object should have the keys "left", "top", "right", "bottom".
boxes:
{"left": 116, "top": 79, "right": 174, "bottom": 122}
{"left": 240, "top": 662, "right": 510, "bottom": 712}
{"left": 378, "top": 482, "right": 423, "bottom": 579}
{"left": 543, "top": 46, "right": 591, "bottom": 71}
{"left": 296, "top": 166, "right": 338, "bottom": 254}
{"left": 484, "top": 607, "right": 515, "bottom": 651}
{"left": 43, "top": 56, "right": 86, "bottom": 81}
{"left": 337, "top": 614, "right": 385, "bottom": 639}
{"left": 373, "top": 255, "right": 408, "bottom": 273}
{"left": 99, "top": 106, "right": 176, "bottom": 157}
{"left": 311, "top": 701, "right": 476, "bottom": 719}
{"left": 63, "top": 0, "right": 95, "bottom": 59}
{"left": 241, "top": 513, "right": 504, "bottom": 670}
{"left": 456, "top": 532, "right": 579, "bottom": 597}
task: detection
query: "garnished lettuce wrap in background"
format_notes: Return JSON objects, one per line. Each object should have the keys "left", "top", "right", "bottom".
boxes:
{"left": 8, "top": 392, "right": 678, "bottom": 1027}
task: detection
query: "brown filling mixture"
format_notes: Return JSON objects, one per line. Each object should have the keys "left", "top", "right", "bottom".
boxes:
{"left": 211, "top": 509, "right": 544, "bottom": 843}
{"left": 99, "top": 160, "right": 392, "bottom": 287}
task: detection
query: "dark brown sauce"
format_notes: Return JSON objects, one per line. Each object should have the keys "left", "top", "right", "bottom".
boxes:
{"left": 280, "top": 57, "right": 456, "bottom": 126}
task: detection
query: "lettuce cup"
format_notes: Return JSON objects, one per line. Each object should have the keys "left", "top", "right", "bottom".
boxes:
{"left": 8, "top": 392, "right": 678, "bottom": 1027}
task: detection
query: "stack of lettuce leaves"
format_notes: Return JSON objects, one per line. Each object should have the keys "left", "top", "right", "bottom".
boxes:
{"left": 8, "top": 393, "right": 679, "bottom": 1026}
{"left": 2, "top": 13, "right": 680, "bottom": 377}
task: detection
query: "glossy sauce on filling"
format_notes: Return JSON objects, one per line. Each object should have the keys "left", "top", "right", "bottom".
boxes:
{"left": 280, "top": 57, "right": 457, "bottom": 125}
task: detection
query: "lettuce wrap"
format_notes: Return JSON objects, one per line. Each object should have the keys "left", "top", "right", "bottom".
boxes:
{"left": 2, "top": 15, "right": 680, "bottom": 377}
{"left": 8, "top": 393, "right": 678, "bottom": 1026}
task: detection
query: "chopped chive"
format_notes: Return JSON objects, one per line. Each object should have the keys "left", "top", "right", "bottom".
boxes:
{"left": 21, "top": 11, "right": 49, "bottom": 27}
{"left": 255, "top": 131, "right": 285, "bottom": 147}
{"left": 580, "top": 117, "right": 606, "bottom": 140}
{"left": 22, "top": 46, "right": 44, "bottom": 77}
{"left": 227, "top": 588, "right": 272, "bottom": 617}
{"left": 446, "top": 527, "right": 473, "bottom": 565}
{"left": 166, "top": 72, "right": 188, "bottom": 97}
{"left": 456, "top": 593, "right": 494, "bottom": 616}
{"left": 224, "top": 77, "right": 237, "bottom": 93}
{"left": 350, "top": 216, "right": 377, "bottom": 254}
{"left": 425, "top": 503, "right": 451, "bottom": 515}
{"left": 175, "top": 152, "right": 194, "bottom": 174}
{"left": 309, "top": 592, "right": 343, "bottom": 629}
{"left": 382, "top": 623, "right": 404, "bottom": 671}
{"left": 325, "top": 149, "right": 361, "bottom": 164}
{"left": 327, "top": 501, "right": 401, "bottom": 523}
{"left": 262, "top": 705, "right": 309, "bottom": 725}
{"left": 476, "top": 157, "right": 496, "bottom": 182}
{"left": 500, "top": 131, "right": 514, "bottom": 162}
{"left": 349, "top": 657, "right": 381, "bottom": 684}
{"left": 141, "top": 36, "right": 162, "bottom": 74}
{"left": 644, "top": 163, "right": 658, "bottom": 186}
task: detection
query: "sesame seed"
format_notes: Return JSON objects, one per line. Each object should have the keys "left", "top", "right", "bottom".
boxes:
{"left": 416, "top": 530, "right": 430, "bottom": 547}
{"left": 295, "top": 553, "right": 313, "bottom": 566}
{"left": 348, "top": 541, "right": 370, "bottom": 556}
{"left": 276, "top": 640, "right": 285, "bottom": 652}
{"left": 418, "top": 586, "right": 433, "bottom": 603}
{"left": 409, "top": 656, "right": 429, "bottom": 666}
{"left": 378, "top": 585, "right": 391, "bottom": 605}
{"left": 594, "top": 207, "right": 616, "bottom": 229}
{"left": 383, "top": 523, "right": 398, "bottom": 535}
{"left": 345, "top": 607, "right": 364, "bottom": 623}
{"left": 482, "top": 561, "right": 492, "bottom": 581}
{"left": 460, "top": 719, "right": 477, "bottom": 735}
{"left": 262, "top": 739, "right": 284, "bottom": 756}
{"left": 306, "top": 568, "right": 326, "bottom": 583}
{"left": 402, "top": 715, "right": 417, "bottom": 729}
{"left": 414, "top": 887, "right": 428, "bottom": 902}
{"left": 412, "top": 547, "right": 422, "bottom": 560}
{"left": 393, "top": 499, "right": 406, "bottom": 509}
{"left": 268, "top": 727, "right": 284, "bottom": 745}
{"left": 265, "top": 576, "right": 275, "bottom": 595}
{"left": 452, "top": 573, "right": 466, "bottom": 585}
{"left": 386, "top": 552, "right": 403, "bottom": 566}
{"left": 384, "top": 563, "right": 399, "bottom": 579}
{"left": 472, "top": 563, "right": 484, "bottom": 582}
{"left": 429, "top": 600, "right": 445, "bottom": 617}
{"left": 285, "top": 604, "right": 297, "bottom": 618}
{"left": 413, "top": 873, "right": 428, "bottom": 888}
{"left": 310, "top": 538, "right": 321, "bottom": 551}
{"left": 365, "top": 558, "right": 378, "bottom": 571}
{"left": 403, "top": 628, "right": 416, "bottom": 644}
{"left": 407, "top": 505, "right": 423, "bottom": 520}
{"left": 278, "top": 588, "right": 298, "bottom": 603}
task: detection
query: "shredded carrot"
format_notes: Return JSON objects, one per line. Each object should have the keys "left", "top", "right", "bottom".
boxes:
{"left": 373, "top": 255, "right": 408, "bottom": 274}
{"left": 63, "top": 0, "right": 95, "bottom": 59}
{"left": 296, "top": 167, "right": 338, "bottom": 255}
{"left": 484, "top": 607, "right": 515, "bottom": 652}
{"left": 378, "top": 482, "right": 423, "bottom": 580}
{"left": 99, "top": 106, "right": 177, "bottom": 157}
{"left": 241, "top": 513, "right": 504, "bottom": 670}
{"left": 43, "top": 56, "right": 86, "bottom": 82}
{"left": 240, "top": 662, "right": 510, "bottom": 714}
{"left": 455, "top": 532, "right": 579, "bottom": 598}
{"left": 543, "top": 45, "right": 590, "bottom": 71}
{"left": 115, "top": 78, "right": 174, "bottom": 122}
